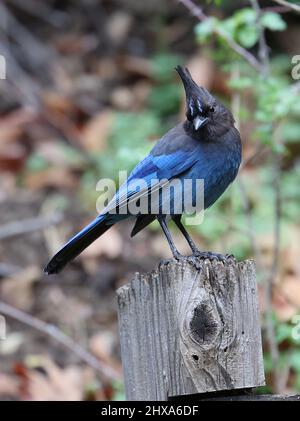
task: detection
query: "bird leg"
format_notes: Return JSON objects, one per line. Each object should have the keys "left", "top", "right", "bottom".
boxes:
{"left": 157, "top": 215, "right": 182, "bottom": 260}
{"left": 172, "top": 216, "right": 236, "bottom": 263}
{"left": 172, "top": 215, "right": 199, "bottom": 254}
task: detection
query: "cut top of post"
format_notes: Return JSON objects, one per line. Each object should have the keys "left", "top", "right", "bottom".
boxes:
{"left": 117, "top": 258, "right": 265, "bottom": 401}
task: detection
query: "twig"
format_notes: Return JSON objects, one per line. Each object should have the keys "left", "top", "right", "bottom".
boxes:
{"left": 0, "top": 214, "right": 63, "bottom": 241}
{"left": 0, "top": 42, "right": 41, "bottom": 107}
{"left": 177, "top": 0, "right": 263, "bottom": 72}
{"left": 8, "top": 0, "right": 67, "bottom": 27}
{"left": 0, "top": 263, "right": 22, "bottom": 277}
{"left": 0, "top": 3, "right": 56, "bottom": 65}
{"left": 263, "top": 5, "right": 295, "bottom": 13}
{"left": 250, "top": 0, "right": 270, "bottom": 76}
{"left": 272, "top": 0, "right": 300, "bottom": 13}
{"left": 0, "top": 301, "right": 120, "bottom": 381}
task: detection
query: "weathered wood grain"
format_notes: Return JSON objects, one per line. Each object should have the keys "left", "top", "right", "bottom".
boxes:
{"left": 117, "top": 258, "right": 265, "bottom": 401}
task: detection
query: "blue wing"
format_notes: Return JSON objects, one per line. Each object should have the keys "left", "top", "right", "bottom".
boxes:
{"left": 102, "top": 122, "right": 201, "bottom": 213}
{"left": 103, "top": 149, "right": 199, "bottom": 213}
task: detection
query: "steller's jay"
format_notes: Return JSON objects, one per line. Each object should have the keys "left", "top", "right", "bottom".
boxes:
{"left": 45, "top": 66, "right": 242, "bottom": 274}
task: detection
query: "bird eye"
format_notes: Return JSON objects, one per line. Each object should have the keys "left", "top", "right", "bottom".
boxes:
{"left": 209, "top": 106, "right": 215, "bottom": 113}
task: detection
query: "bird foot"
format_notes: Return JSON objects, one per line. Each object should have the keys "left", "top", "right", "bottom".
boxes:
{"left": 158, "top": 252, "right": 185, "bottom": 269}
{"left": 173, "top": 251, "right": 185, "bottom": 260}
{"left": 189, "top": 251, "right": 236, "bottom": 264}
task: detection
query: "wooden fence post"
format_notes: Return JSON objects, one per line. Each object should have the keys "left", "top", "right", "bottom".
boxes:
{"left": 117, "top": 258, "right": 265, "bottom": 401}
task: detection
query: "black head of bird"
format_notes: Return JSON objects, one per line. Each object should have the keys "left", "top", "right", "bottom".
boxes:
{"left": 175, "top": 65, "right": 235, "bottom": 138}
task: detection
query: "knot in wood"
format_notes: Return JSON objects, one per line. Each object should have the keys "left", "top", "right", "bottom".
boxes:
{"left": 189, "top": 302, "right": 219, "bottom": 345}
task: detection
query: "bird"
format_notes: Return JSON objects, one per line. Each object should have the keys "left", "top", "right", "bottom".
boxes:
{"left": 44, "top": 65, "right": 242, "bottom": 275}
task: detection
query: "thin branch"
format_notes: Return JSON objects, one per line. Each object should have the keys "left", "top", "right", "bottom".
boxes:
{"left": 177, "top": 0, "right": 263, "bottom": 72}
{"left": 250, "top": 0, "right": 270, "bottom": 76}
{"left": 0, "top": 301, "right": 120, "bottom": 381}
{"left": 0, "top": 214, "right": 63, "bottom": 241}
{"left": 8, "top": 0, "right": 67, "bottom": 27}
{"left": 272, "top": 0, "right": 300, "bottom": 13}
{"left": 0, "top": 263, "right": 22, "bottom": 277}
{"left": 263, "top": 5, "right": 295, "bottom": 13}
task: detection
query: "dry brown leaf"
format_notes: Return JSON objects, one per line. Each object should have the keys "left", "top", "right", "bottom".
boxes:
{"left": 80, "top": 110, "right": 113, "bottom": 152}
{"left": 259, "top": 284, "right": 298, "bottom": 321}
{"left": 281, "top": 229, "right": 300, "bottom": 276}
{"left": 42, "top": 91, "right": 76, "bottom": 115}
{"left": 131, "top": 81, "right": 151, "bottom": 110}
{"left": 1, "top": 266, "right": 41, "bottom": 311}
{"left": 0, "top": 143, "right": 27, "bottom": 173}
{"left": 110, "top": 87, "right": 134, "bottom": 110}
{"left": 33, "top": 140, "right": 84, "bottom": 169}
{"left": 0, "top": 109, "right": 35, "bottom": 173}
{"left": 0, "top": 108, "right": 36, "bottom": 143}
{"left": 119, "top": 56, "right": 152, "bottom": 78}
{"left": 188, "top": 53, "right": 232, "bottom": 96}
{"left": 186, "top": 55, "right": 215, "bottom": 89}
{"left": 89, "top": 331, "right": 122, "bottom": 374}
{"left": 24, "top": 358, "right": 84, "bottom": 401}
{"left": 95, "top": 58, "right": 119, "bottom": 80}
{"left": 106, "top": 12, "right": 133, "bottom": 44}
{"left": 24, "top": 167, "right": 78, "bottom": 190}
{"left": 53, "top": 34, "right": 98, "bottom": 54}
{"left": 280, "top": 275, "right": 300, "bottom": 308}
{"left": 81, "top": 226, "right": 123, "bottom": 259}
{"left": 89, "top": 331, "right": 114, "bottom": 362}
{"left": 272, "top": 288, "right": 298, "bottom": 321}
{"left": 258, "top": 234, "right": 280, "bottom": 276}
{"left": 0, "top": 373, "right": 19, "bottom": 398}
{"left": 42, "top": 287, "right": 92, "bottom": 328}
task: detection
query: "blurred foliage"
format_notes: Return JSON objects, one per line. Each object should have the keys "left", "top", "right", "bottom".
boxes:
{"left": 195, "top": 3, "right": 300, "bottom": 393}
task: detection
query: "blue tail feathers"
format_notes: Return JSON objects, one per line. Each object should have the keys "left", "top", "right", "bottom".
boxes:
{"left": 44, "top": 214, "right": 111, "bottom": 274}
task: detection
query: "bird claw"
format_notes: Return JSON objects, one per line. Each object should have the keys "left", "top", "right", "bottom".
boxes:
{"left": 191, "top": 251, "right": 237, "bottom": 263}
{"left": 225, "top": 253, "right": 237, "bottom": 262}
{"left": 159, "top": 252, "right": 185, "bottom": 269}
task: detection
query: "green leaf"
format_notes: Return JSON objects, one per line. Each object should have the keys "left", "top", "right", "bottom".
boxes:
{"left": 26, "top": 153, "right": 49, "bottom": 172}
{"left": 290, "top": 351, "right": 300, "bottom": 373}
{"left": 237, "top": 25, "right": 259, "bottom": 48}
{"left": 195, "top": 17, "right": 218, "bottom": 43}
{"left": 148, "top": 83, "right": 181, "bottom": 116}
{"left": 282, "top": 122, "right": 300, "bottom": 143}
{"left": 261, "top": 12, "right": 287, "bottom": 31}
{"left": 233, "top": 8, "right": 256, "bottom": 25}
{"left": 276, "top": 323, "right": 293, "bottom": 343}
